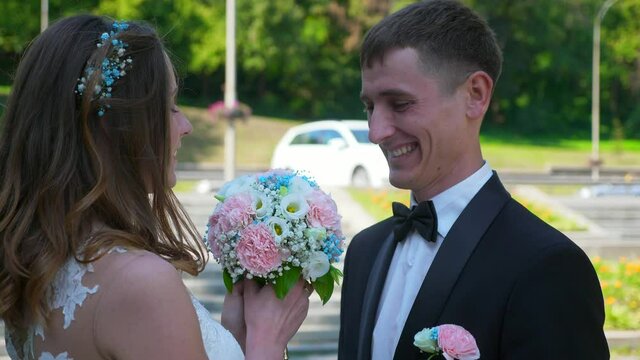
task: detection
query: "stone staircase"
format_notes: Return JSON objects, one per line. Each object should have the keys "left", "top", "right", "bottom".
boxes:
{"left": 558, "top": 195, "right": 640, "bottom": 258}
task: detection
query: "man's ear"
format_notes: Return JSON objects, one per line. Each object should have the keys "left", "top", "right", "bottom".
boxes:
{"left": 464, "top": 71, "right": 493, "bottom": 120}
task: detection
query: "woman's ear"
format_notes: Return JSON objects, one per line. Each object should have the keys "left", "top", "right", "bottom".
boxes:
{"left": 465, "top": 71, "right": 493, "bottom": 120}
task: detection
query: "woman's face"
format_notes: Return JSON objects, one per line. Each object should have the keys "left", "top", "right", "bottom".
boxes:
{"left": 167, "top": 72, "right": 192, "bottom": 188}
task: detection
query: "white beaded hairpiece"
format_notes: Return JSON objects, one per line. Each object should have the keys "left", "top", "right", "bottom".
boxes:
{"left": 75, "top": 21, "right": 133, "bottom": 117}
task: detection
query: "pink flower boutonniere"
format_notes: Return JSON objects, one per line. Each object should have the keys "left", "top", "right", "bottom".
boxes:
{"left": 413, "top": 324, "right": 480, "bottom": 360}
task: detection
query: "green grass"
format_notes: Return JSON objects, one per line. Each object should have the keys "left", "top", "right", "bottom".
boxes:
{"left": 173, "top": 180, "right": 199, "bottom": 193}
{"left": 347, "top": 187, "right": 585, "bottom": 232}
{"left": 611, "top": 346, "right": 640, "bottom": 358}
{"left": 481, "top": 136, "right": 640, "bottom": 170}
{"left": 178, "top": 106, "right": 303, "bottom": 167}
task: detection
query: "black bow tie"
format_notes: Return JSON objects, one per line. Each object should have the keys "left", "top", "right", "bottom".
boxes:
{"left": 392, "top": 201, "right": 438, "bottom": 243}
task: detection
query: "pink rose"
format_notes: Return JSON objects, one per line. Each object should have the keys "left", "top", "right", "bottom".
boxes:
{"left": 217, "top": 193, "right": 255, "bottom": 233}
{"left": 438, "top": 324, "right": 480, "bottom": 360}
{"left": 306, "top": 190, "right": 341, "bottom": 230}
{"left": 236, "top": 223, "right": 281, "bottom": 275}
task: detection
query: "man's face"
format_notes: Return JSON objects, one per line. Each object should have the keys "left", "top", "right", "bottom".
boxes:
{"left": 360, "top": 47, "right": 475, "bottom": 200}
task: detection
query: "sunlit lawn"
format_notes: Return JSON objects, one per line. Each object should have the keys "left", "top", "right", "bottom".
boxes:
{"left": 178, "top": 106, "right": 303, "bottom": 167}
{"left": 482, "top": 136, "right": 640, "bottom": 170}
{"left": 173, "top": 180, "right": 199, "bottom": 193}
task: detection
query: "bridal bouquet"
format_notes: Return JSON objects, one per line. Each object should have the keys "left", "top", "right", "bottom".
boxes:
{"left": 204, "top": 169, "right": 344, "bottom": 303}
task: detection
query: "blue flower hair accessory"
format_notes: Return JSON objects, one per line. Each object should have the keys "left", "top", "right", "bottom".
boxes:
{"left": 75, "top": 21, "right": 133, "bottom": 117}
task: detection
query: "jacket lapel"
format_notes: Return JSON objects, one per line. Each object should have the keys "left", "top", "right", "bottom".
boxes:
{"left": 393, "top": 173, "right": 510, "bottom": 359}
{"left": 356, "top": 232, "right": 397, "bottom": 360}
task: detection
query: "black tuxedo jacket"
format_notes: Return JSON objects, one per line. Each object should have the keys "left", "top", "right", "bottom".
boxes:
{"left": 338, "top": 174, "right": 609, "bottom": 360}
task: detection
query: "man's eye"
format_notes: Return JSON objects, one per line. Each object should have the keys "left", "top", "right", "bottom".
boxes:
{"left": 393, "top": 101, "right": 412, "bottom": 112}
{"left": 171, "top": 106, "right": 180, "bottom": 113}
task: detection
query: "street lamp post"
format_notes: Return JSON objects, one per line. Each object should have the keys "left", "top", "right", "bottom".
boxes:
{"left": 591, "top": 0, "right": 620, "bottom": 181}
{"left": 224, "top": 0, "right": 237, "bottom": 182}
{"left": 41, "top": 0, "right": 48, "bottom": 32}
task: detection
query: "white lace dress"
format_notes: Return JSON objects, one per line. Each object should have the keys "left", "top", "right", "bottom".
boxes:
{"left": 4, "top": 249, "right": 244, "bottom": 360}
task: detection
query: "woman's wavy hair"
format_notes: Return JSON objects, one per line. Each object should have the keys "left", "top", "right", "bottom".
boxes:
{"left": 0, "top": 15, "right": 206, "bottom": 332}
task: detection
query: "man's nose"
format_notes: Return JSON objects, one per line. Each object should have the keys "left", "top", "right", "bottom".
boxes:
{"left": 368, "top": 109, "right": 394, "bottom": 145}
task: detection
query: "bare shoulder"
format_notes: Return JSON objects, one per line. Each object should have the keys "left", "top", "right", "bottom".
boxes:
{"left": 94, "top": 249, "right": 207, "bottom": 360}
{"left": 105, "top": 249, "right": 183, "bottom": 283}
{"left": 95, "top": 248, "right": 192, "bottom": 320}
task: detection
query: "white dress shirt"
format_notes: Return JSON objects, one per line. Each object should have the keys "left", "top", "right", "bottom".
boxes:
{"left": 371, "top": 163, "right": 493, "bottom": 360}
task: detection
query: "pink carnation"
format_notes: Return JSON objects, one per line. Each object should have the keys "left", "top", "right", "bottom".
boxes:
{"left": 217, "top": 193, "right": 255, "bottom": 233}
{"left": 206, "top": 215, "right": 223, "bottom": 258}
{"left": 306, "top": 190, "right": 341, "bottom": 229}
{"left": 236, "top": 223, "right": 281, "bottom": 275}
{"left": 438, "top": 324, "right": 480, "bottom": 360}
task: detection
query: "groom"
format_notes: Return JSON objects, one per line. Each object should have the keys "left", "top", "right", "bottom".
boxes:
{"left": 338, "top": 1, "right": 609, "bottom": 359}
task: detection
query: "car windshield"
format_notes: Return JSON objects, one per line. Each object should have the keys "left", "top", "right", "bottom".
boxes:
{"left": 350, "top": 129, "right": 371, "bottom": 144}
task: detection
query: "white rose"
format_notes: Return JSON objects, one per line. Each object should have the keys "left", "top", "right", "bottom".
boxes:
{"left": 302, "top": 251, "right": 330, "bottom": 281}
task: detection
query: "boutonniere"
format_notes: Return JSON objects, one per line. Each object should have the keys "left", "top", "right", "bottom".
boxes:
{"left": 413, "top": 324, "right": 480, "bottom": 360}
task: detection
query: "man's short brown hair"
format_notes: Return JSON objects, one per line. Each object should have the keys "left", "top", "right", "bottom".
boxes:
{"left": 361, "top": 0, "right": 502, "bottom": 93}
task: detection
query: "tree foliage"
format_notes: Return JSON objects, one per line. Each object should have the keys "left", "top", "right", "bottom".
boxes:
{"left": 1, "top": 0, "right": 639, "bottom": 138}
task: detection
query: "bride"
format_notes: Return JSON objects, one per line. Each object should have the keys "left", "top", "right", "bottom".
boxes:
{"left": 0, "top": 15, "right": 309, "bottom": 360}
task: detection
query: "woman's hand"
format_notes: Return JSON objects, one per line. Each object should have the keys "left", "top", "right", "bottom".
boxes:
{"left": 221, "top": 281, "right": 246, "bottom": 351}
{"left": 243, "top": 279, "right": 311, "bottom": 360}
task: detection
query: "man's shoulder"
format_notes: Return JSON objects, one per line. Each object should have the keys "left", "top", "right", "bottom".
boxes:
{"left": 493, "top": 198, "right": 586, "bottom": 257}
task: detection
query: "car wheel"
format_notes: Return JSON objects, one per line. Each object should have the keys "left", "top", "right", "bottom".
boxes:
{"left": 351, "top": 167, "right": 371, "bottom": 188}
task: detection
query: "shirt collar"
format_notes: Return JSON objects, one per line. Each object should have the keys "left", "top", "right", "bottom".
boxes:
{"left": 411, "top": 162, "right": 493, "bottom": 238}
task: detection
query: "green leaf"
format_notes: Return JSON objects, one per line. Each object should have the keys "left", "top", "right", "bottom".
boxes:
{"left": 274, "top": 266, "right": 301, "bottom": 300}
{"left": 312, "top": 271, "right": 335, "bottom": 305}
{"left": 214, "top": 194, "right": 225, "bottom": 202}
{"left": 223, "top": 269, "right": 234, "bottom": 293}
{"left": 329, "top": 265, "right": 343, "bottom": 285}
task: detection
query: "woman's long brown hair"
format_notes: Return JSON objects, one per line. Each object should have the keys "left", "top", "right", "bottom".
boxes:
{"left": 0, "top": 15, "right": 206, "bottom": 333}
